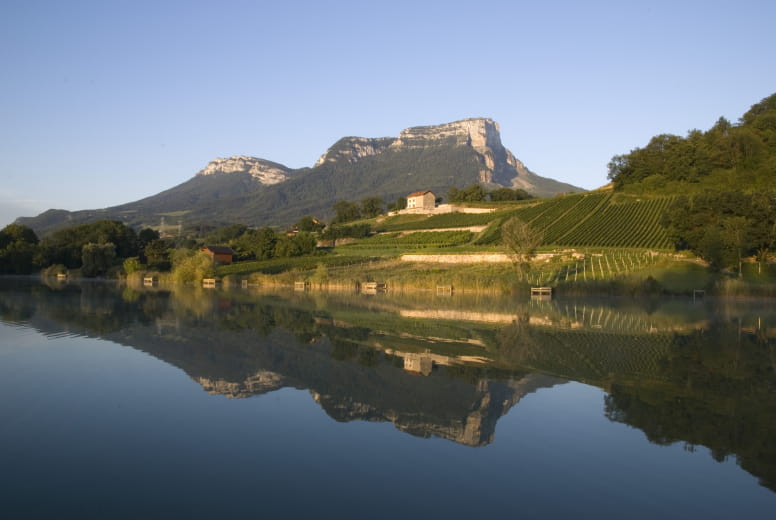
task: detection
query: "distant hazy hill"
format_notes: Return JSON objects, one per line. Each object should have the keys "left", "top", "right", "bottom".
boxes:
{"left": 17, "top": 118, "right": 582, "bottom": 236}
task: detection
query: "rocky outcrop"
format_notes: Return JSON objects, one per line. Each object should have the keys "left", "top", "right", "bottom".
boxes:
{"left": 197, "top": 156, "right": 290, "bottom": 185}
{"left": 313, "top": 118, "right": 581, "bottom": 196}
{"left": 314, "top": 137, "right": 395, "bottom": 166}
{"left": 393, "top": 118, "right": 501, "bottom": 149}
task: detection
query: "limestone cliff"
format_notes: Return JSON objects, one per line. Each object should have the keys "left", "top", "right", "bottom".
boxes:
{"left": 314, "top": 137, "right": 396, "bottom": 166}
{"left": 197, "top": 155, "right": 291, "bottom": 185}
{"left": 313, "top": 118, "right": 580, "bottom": 197}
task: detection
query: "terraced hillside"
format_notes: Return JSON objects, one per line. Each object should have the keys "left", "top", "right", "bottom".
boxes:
{"left": 375, "top": 191, "right": 676, "bottom": 249}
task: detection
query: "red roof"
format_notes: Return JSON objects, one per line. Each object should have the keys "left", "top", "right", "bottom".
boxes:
{"left": 407, "top": 190, "right": 433, "bottom": 198}
{"left": 202, "top": 246, "right": 235, "bottom": 255}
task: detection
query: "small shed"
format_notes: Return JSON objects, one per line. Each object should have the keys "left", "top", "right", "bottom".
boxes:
{"left": 201, "top": 246, "right": 236, "bottom": 265}
{"left": 406, "top": 190, "right": 436, "bottom": 210}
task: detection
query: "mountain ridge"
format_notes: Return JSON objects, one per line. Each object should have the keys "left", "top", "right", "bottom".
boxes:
{"left": 17, "top": 118, "right": 583, "bottom": 236}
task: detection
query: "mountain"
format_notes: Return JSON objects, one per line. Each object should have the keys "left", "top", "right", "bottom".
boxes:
{"left": 17, "top": 118, "right": 582, "bottom": 235}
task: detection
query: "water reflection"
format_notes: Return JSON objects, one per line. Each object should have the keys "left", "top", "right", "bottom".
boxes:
{"left": 1, "top": 278, "right": 774, "bottom": 491}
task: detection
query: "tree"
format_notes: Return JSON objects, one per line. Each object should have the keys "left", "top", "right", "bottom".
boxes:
{"left": 360, "top": 197, "right": 384, "bottom": 218}
{"left": 722, "top": 216, "right": 752, "bottom": 277}
{"left": 500, "top": 217, "right": 543, "bottom": 278}
{"left": 0, "top": 224, "right": 39, "bottom": 274}
{"left": 123, "top": 257, "right": 142, "bottom": 275}
{"left": 321, "top": 223, "right": 371, "bottom": 240}
{"left": 490, "top": 187, "right": 527, "bottom": 201}
{"left": 39, "top": 220, "right": 138, "bottom": 269}
{"left": 0, "top": 224, "right": 38, "bottom": 249}
{"left": 171, "top": 251, "right": 215, "bottom": 284}
{"left": 332, "top": 201, "right": 361, "bottom": 224}
{"left": 449, "top": 184, "right": 487, "bottom": 203}
{"left": 750, "top": 192, "right": 776, "bottom": 272}
{"left": 294, "top": 216, "right": 326, "bottom": 232}
{"left": 272, "top": 232, "right": 317, "bottom": 258}
{"left": 388, "top": 196, "right": 407, "bottom": 211}
{"left": 0, "top": 241, "right": 38, "bottom": 274}
{"left": 311, "top": 263, "right": 328, "bottom": 286}
{"left": 209, "top": 224, "right": 248, "bottom": 244}
{"left": 81, "top": 242, "right": 117, "bottom": 277}
{"left": 144, "top": 239, "right": 171, "bottom": 270}
{"left": 253, "top": 227, "right": 278, "bottom": 260}
{"left": 137, "top": 228, "right": 160, "bottom": 248}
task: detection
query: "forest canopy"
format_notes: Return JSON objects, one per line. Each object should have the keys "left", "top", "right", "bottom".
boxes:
{"left": 607, "top": 92, "right": 776, "bottom": 192}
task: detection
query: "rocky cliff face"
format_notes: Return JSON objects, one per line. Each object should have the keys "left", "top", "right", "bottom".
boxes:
{"left": 312, "top": 118, "right": 575, "bottom": 196}
{"left": 197, "top": 155, "right": 290, "bottom": 185}
{"left": 396, "top": 118, "right": 546, "bottom": 189}
{"left": 314, "top": 137, "right": 396, "bottom": 166}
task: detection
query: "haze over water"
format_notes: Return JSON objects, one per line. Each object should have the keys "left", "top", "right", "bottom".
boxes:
{"left": 1, "top": 279, "right": 774, "bottom": 518}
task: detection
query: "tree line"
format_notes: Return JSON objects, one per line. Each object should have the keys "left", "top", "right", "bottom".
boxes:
{"left": 602, "top": 92, "right": 776, "bottom": 272}
{"left": 607, "top": 92, "right": 776, "bottom": 191}
{"left": 661, "top": 190, "right": 776, "bottom": 273}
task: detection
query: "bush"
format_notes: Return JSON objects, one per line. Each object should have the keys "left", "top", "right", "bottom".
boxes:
{"left": 171, "top": 251, "right": 216, "bottom": 283}
{"left": 123, "top": 257, "right": 142, "bottom": 275}
{"left": 41, "top": 264, "right": 67, "bottom": 277}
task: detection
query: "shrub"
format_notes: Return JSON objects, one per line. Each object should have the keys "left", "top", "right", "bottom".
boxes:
{"left": 171, "top": 251, "right": 216, "bottom": 283}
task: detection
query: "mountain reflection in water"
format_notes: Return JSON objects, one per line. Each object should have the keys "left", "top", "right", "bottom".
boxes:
{"left": 0, "top": 279, "right": 774, "bottom": 491}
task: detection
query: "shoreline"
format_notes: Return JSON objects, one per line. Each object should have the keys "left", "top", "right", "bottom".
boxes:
{"left": 8, "top": 271, "right": 776, "bottom": 300}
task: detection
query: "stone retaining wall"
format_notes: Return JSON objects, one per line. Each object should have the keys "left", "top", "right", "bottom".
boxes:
{"left": 400, "top": 253, "right": 512, "bottom": 263}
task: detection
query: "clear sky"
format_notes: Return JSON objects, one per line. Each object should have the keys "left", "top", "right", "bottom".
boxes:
{"left": 1, "top": 0, "right": 774, "bottom": 227}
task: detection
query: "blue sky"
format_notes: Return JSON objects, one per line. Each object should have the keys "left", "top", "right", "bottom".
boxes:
{"left": 1, "top": 0, "right": 774, "bottom": 227}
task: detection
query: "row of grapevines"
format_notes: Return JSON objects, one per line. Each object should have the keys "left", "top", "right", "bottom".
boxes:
{"left": 542, "top": 193, "right": 611, "bottom": 244}
{"left": 556, "top": 197, "right": 674, "bottom": 248}
{"left": 380, "top": 211, "right": 500, "bottom": 231}
{"left": 346, "top": 230, "right": 474, "bottom": 248}
{"left": 526, "top": 194, "right": 588, "bottom": 229}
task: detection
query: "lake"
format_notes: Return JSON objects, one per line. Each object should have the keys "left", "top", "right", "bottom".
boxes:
{"left": 0, "top": 278, "right": 774, "bottom": 519}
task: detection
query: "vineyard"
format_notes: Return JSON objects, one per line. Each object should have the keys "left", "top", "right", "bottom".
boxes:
{"left": 342, "top": 230, "right": 474, "bottom": 249}
{"left": 499, "top": 192, "right": 676, "bottom": 249}
{"left": 378, "top": 211, "right": 504, "bottom": 231}
{"left": 552, "top": 196, "right": 675, "bottom": 248}
{"left": 520, "top": 250, "right": 663, "bottom": 286}
{"left": 371, "top": 192, "right": 677, "bottom": 250}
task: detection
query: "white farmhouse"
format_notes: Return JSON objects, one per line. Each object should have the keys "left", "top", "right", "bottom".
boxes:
{"left": 406, "top": 190, "right": 435, "bottom": 210}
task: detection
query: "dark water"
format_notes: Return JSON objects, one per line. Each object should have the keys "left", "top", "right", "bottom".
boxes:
{"left": 0, "top": 278, "right": 774, "bottom": 519}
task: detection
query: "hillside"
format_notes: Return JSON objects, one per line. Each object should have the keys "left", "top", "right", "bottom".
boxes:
{"left": 608, "top": 92, "right": 776, "bottom": 194}
{"left": 366, "top": 191, "right": 675, "bottom": 249}
{"left": 16, "top": 118, "right": 582, "bottom": 236}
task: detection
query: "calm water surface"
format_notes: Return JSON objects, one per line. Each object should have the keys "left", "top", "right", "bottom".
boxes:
{"left": 0, "top": 278, "right": 774, "bottom": 518}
